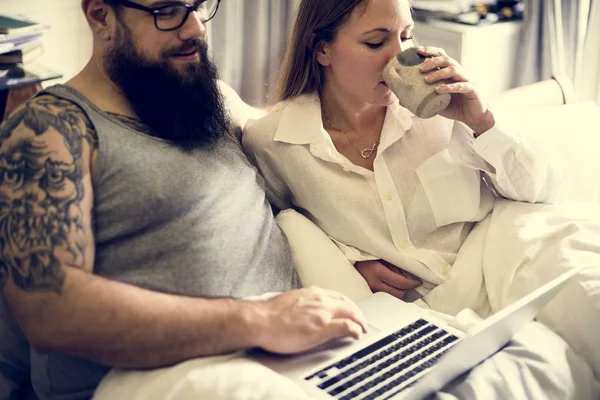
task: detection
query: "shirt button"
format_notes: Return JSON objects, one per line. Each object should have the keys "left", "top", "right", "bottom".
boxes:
{"left": 385, "top": 192, "right": 393, "bottom": 201}
{"left": 399, "top": 240, "right": 409, "bottom": 249}
{"left": 441, "top": 265, "right": 449, "bottom": 276}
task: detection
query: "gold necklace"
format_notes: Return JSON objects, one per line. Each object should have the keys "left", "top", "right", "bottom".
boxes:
{"left": 322, "top": 109, "right": 380, "bottom": 159}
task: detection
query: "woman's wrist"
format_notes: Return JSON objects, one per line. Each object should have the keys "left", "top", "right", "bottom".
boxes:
{"left": 466, "top": 110, "right": 495, "bottom": 137}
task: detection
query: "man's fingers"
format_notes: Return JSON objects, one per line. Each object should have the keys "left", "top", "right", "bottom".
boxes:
{"left": 307, "top": 287, "right": 367, "bottom": 332}
{"left": 324, "top": 319, "right": 365, "bottom": 341}
{"left": 329, "top": 297, "right": 369, "bottom": 334}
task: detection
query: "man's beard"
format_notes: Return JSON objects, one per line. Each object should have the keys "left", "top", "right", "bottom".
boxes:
{"left": 104, "top": 25, "right": 231, "bottom": 149}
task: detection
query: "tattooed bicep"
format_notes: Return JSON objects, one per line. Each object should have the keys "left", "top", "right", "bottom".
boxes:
{"left": 0, "top": 95, "right": 97, "bottom": 294}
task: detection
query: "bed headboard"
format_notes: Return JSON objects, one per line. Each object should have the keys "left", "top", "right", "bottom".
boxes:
{"left": 491, "top": 75, "right": 578, "bottom": 109}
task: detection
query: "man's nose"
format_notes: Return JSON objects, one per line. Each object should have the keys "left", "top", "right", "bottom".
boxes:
{"left": 178, "top": 10, "right": 207, "bottom": 41}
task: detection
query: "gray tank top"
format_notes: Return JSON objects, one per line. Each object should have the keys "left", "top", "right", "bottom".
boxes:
{"left": 27, "top": 85, "right": 300, "bottom": 400}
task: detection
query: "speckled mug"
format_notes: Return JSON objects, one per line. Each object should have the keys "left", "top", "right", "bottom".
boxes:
{"left": 383, "top": 47, "right": 451, "bottom": 119}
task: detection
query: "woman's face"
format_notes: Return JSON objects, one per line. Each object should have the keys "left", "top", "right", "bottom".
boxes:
{"left": 318, "top": 0, "right": 415, "bottom": 106}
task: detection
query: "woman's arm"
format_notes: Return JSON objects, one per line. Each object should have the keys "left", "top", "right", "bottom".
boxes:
{"left": 416, "top": 46, "right": 563, "bottom": 204}
{"left": 449, "top": 118, "right": 564, "bottom": 204}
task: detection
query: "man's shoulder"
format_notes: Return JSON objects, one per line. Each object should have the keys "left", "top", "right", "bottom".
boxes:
{"left": 243, "top": 98, "right": 297, "bottom": 142}
{"left": 2, "top": 92, "right": 89, "bottom": 129}
{"left": 217, "top": 80, "right": 267, "bottom": 130}
{"left": 0, "top": 92, "right": 98, "bottom": 152}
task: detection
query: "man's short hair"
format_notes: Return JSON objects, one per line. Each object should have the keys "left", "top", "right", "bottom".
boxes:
{"left": 102, "top": 0, "right": 124, "bottom": 19}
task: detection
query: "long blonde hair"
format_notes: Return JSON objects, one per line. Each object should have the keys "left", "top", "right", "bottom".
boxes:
{"left": 273, "top": 0, "right": 365, "bottom": 104}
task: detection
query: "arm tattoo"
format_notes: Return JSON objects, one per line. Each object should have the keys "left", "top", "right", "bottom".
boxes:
{"left": 0, "top": 95, "right": 98, "bottom": 294}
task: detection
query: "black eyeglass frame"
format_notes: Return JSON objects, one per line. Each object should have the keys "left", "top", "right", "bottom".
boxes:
{"left": 114, "top": 0, "right": 221, "bottom": 31}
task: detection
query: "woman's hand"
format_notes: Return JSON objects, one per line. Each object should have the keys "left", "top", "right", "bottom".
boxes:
{"left": 417, "top": 46, "right": 495, "bottom": 135}
{"left": 355, "top": 260, "right": 421, "bottom": 299}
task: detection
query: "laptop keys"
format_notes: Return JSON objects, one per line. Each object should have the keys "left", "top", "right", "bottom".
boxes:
{"left": 304, "top": 319, "right": 459, "bottom": 400}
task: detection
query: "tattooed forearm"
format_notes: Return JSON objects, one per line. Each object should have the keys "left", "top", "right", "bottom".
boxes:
{"left": 0, "top": 95, "right": 97, "bottom": 294}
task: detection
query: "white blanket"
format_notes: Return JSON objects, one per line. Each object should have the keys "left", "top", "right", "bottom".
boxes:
{"left": 93, "top": 199, "right": 600, "bottom": 399}
{"left": 483, "top": 199, "right": 600, "bottom": 379}
{"left": 423, "top": 198, "right": 600, "bottom": 379}
{"left": 93, "top": 318, "right": 599, "bottom": 400}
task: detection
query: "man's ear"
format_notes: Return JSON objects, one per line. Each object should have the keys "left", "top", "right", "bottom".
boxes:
{"left": 82, "top": 0, "right": 116, "bottom": 41}
{"left": 315, "top": 40, "right": 332, "bottom": 67}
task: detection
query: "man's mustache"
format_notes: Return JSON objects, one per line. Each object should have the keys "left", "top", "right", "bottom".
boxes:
{"left": 164, "top": 40, "right": 207, "bottom": 57}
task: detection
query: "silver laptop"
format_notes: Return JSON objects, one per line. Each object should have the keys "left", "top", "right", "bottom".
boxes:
{"left": 249, "top": 267, "right": 580, "bottom": 400}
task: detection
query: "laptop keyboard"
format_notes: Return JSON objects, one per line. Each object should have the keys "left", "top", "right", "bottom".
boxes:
{"left": 304, "top": 319, "right": 459, "bottom": 400}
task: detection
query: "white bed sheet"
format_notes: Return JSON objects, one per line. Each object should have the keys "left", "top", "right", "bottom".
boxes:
{"left": 93, "top": 318, "right": 599, "bottom": 400}
{"left": 93, "top": 199, "right": 600, "bottom": 399}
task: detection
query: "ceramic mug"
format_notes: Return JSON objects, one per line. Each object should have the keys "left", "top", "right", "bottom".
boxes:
{"left": 383, "top": 47, "right": 451, "bottom": 119}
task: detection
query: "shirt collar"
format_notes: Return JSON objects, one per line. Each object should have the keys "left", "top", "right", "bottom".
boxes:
{"left": 274, "top": 93, "right": 416, "bottom": 142}
{"left": 273, "top": 92, "right": 417, "bottom": 161}
{"left": 274, "top": 93, "right": 325, "bottom": 145}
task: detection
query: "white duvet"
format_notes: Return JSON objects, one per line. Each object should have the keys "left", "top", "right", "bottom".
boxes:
{"left": 483, "top": 199, "right": 600, "bottom": 379}
{"left": 94, "top": 199, "right": 600, "bottom": 399}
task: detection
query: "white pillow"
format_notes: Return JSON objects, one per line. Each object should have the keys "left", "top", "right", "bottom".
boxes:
{"left": 275, "top": 209, "right": 372, "bottom": 301}
{"left": 218, "top": 80, "right": 266, "bottom": 131}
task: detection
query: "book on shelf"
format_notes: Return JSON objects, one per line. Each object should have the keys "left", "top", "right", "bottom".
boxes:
{"left": 0, "top": 43, "right": 13, "bottom": 55}
{"left": 0, "top": 63, "right": 62, "bottom": 92}
{"left": 0, "top": 14, "right": 43, "bottom": 36}
{"left": 0, "top": 32, "right": 43, "bottom": 45}
{"left": 0, "top": 37, "right": 41, "bottom": 56}
{"left": 0, "top": 44, "right": 43, "bottom": 65}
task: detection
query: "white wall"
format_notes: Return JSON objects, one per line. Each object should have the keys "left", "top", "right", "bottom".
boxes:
{"left": 1, "top": 0, "right": 93, "bottom": 84}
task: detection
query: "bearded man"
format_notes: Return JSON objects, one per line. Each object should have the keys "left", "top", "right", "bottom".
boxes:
{"left": 0, "top": 1, "right": 368, "bottom": 398}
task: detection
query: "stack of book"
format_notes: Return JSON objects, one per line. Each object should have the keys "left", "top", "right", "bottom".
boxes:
{"left": 0, "top": 14, "right": 45, "bottom": 75}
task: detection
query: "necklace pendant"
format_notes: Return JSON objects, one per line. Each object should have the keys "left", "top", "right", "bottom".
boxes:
{"left": 360, "top": 140, "right": 380, "bottom": 159}
{"left": 360, "top": 148, "right": 375, "bottom": 159}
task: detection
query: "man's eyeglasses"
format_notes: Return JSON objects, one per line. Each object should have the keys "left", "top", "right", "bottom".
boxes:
{"left": 114, "top": 0, "right": 221, "bottom": 31}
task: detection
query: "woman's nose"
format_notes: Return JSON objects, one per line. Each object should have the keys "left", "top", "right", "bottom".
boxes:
{"left": 386, "top": 36, "right": 404, "bottom": 63}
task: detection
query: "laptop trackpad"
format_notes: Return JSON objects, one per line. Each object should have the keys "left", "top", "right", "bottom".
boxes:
{"left": 358, "top": 292, "right": 429, "bottom": 332}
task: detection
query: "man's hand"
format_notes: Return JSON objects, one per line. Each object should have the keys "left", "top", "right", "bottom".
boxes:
{"left": 355, "top": 260, "right": 421, "bottom": 299}
{"left": 250, "top": 287, "right": 368, "bottom": 354}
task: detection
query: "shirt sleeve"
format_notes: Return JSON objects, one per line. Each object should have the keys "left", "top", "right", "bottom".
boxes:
{"left": 448, "top": 117, "right": 565, "bottom": 204}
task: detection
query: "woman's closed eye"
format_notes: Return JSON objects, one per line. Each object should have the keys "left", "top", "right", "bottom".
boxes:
{"left": 365, "top": 41, "right": 385, "bottom": 49}
{"left": 364, "top": 36, "right": 414, "bottom": 50}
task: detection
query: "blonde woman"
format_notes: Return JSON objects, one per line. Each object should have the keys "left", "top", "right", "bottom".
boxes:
{"left": 244, "top": 0, "right": 560, "bottom": 301}
{"left": 243, "top": 0, "right": 600, "bottom": 382}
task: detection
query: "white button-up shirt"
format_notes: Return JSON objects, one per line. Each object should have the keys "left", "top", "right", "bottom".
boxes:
{"left": 242, "top": 93, "right": 562, "bottom": 296}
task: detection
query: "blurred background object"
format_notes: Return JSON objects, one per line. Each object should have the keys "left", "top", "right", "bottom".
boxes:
{"left": 516, "top": 0, "right": 600, "bottom": 106}
{"left": 0, "top": 0, "right": 598, "bottom": 107}
{"left": 206, "top": 0, "right": 298, "bottom": 107}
